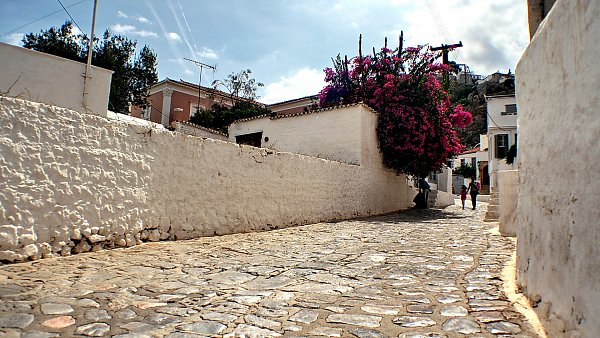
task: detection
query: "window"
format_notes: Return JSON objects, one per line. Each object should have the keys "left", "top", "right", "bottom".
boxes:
{"left": 141, "top": 103, "right": 152, "bottom": 120}
{"left": 495, "top": 134, "right": 509, "bottom": 158}
{"left": 461, "top": 159, "right": 466, "bottom": 166}
{"left": 471, "top": 157, "right": 477, "bottom": 168}
{"left": 235, "top": 132, "right": 263, "bottom": 148}
{"left": 502, "top": 104, "right": 518, "bottom": 115}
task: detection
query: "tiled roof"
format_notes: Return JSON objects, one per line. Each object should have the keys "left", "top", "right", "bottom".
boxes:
{"left": 460, "top": 146, "right": 481, "bottom": 155}
{"left": 266, "top": 94, "right": 319, "bottom": 107}
{"left": 172, "top": 120, "right": 228, "bottom": 137}
{"left": 485, "top": 91, "right": 515, "bottom": 98}
{"left": 161, "top": 78, "right": 262, "bottom": 105}
{"left": 231, "top": 102, "right": 378, "bottom": 124}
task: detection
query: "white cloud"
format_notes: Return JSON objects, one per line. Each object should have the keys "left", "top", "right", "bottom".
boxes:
{"left": 394, "top": 0, "right": 528, "bottom": 75}
{"left": 137, "top": 16, "right": 151, "bottom": 24}
{"left": 136, "top": 30, "right": 158, "bottom": 37}
{"left": 261, "top": 68, "right": 325, "bottom": 104}
{"left": 2, "top": 33, "right": 24, "bottom": 46}
{"left": 111, "top": 24, "right": 136, "bottom": 33}
{"left": 110, "top": 24, "right": 158, "bottom": 37}
{"left": 196, "top": 47, "right": 219, "bottom": 59}
{"left": 117, "top": 10, "right": 151, "bottom": 24}
{"left": 166, "top": 32, "right": 182, "bottom": 42}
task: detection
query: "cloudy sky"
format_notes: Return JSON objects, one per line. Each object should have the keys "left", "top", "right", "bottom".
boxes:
{"left": 0, "top": 0, "right": 529, "bottom": 104}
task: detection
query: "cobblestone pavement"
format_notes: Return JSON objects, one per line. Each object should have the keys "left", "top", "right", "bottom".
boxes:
{"left": 0, "top": 201, "right": 540, "bottom": 337}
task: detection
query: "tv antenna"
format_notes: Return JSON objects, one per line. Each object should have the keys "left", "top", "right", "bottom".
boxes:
{"left": 184, "top": 58, "right": 217, "bottom": 113}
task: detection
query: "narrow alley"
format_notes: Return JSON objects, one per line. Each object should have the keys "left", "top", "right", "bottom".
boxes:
{"left": 0, "top": 201, "right": 540, "bottom": 337}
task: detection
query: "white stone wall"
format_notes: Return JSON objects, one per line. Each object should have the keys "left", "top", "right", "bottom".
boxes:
{"left": 0, "top": 97, "right": 414, "bottom": 263}
{"left": 516, "top": 0, "right": 600, "bottom": 336}
{"left": 229, "top": 105, "right": 366, "bottom": 165}
{"left": 0, "top": 42, "right": 112, "bottom": 117}
{"left": 498, "top": 170, "right": 518, "bottom": 237}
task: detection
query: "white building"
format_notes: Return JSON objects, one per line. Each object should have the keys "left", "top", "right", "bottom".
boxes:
{"left": 228, "top": 103, "right": 455, "bottom": 206}
{"left": 451, "top": 134, "right": 490, "bottom": 193}
{"left": 486, "top": 93, "right": 518, "bottom": 189}
{"left": 228, "top": 103, "right": 383, "bottom": 168}
{"left": 0, "top": 42, "right": 112, "bottom": 117}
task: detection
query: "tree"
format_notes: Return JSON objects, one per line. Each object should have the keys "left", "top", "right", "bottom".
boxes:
{"left": 22, "top": 21, "right": 158, "bottom": 114}
{"left": 319, "top": 39, "right": 472, "bottom": 178}
{"left": 131, "top": 46, "right": 158, "bottom": 109}
{"left": 189, "top": 101, "right": 271, "bottom": 133}
{"left": 453, "top": 163, "right": 476, "bottom": 178}
{"left": 189, "top": 69, "right": 269, "bottom": 132}
{"left": 22, "top": 22, "right": 84, "bottom": 62}
{"left": 212, "top": 69, "right": 264, "bottom": 101}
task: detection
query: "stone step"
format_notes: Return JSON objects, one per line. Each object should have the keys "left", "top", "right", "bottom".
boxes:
{"left": 488, "top": 197, "right": 499, "bottom": 205}
{"left": 487, "top": 205, "right": 499, "bottom": 213}
{"left": 484, "top": 211, "right": 499, "bottom": 222}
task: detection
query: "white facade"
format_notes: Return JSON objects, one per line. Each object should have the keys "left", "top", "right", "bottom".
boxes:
{"left": 229, "top": 104, "right": 384, "bottom": 168}
{"left": 451, "top": 135, "right": 488, "bottom": 193}
{"left": 516, "top": 0, "right": 600, "bottom": 336}
{"left": 0, "top": 42, "right": 112, "bottom": 116}
{"left": 486, "top": 94, "right": 518, "bottom": 188}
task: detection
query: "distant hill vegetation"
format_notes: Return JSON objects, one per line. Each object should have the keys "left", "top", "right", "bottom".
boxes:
{"left": 450, "top": 72, "right": 515, "bottom": 148}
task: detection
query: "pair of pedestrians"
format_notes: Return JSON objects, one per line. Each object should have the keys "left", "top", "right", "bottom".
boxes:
{"left": 460, "top": 177, "right": 479, "bottom": 209}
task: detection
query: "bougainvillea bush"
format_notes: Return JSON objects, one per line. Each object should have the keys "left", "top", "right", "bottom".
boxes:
{"left": 319, "top": 45, "right": 472, "bottom": 178}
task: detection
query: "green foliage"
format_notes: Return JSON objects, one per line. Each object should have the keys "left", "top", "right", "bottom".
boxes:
{"left": 189, "top": 69, "right": 268, "bottom": 132}
{"left": 22, "top": 21, "right": 158, "bottom": 114}
{"left": 448, "top": 74, "right": 516, "bottom": 148}
{"left": 189, "top": 101, "right": 271, "bottom": 133}
{"left": 453, "top": 163, "right": 476, "bottom": 178}
{"left": 22, "top": 22, "right": 84, "bottom": 62}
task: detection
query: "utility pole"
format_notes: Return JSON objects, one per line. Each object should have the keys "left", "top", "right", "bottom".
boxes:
{"left": 431, "top": 41, "right": 463, "bottom": 90}
{"left": 82, "top": 0, "right": 98, "bottom": 111}
{"left": 184, "top": 58, "right": 216, "bottom": 113}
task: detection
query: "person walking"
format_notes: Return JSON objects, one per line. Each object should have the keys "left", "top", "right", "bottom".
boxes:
{"left": 467, "top": 177, "right": 479, "bottom": 209}
{"left": 460, "top": 185, "right": 468, "bottom": 209}
{"left": 419, "top": 177, "right": 431, "bottom": 209}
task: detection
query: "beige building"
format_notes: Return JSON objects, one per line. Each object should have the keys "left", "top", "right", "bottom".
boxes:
{"left": 130, "top": 78, "right": 246, "bottom": 127}
{"left": 267, "top": 95, "right": 318, "bottom": 116}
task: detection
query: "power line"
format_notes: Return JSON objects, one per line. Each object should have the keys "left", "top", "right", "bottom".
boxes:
{"left": 56, "top": 0, "right": 84, "bottom": 34}
{"left": 423, "top": 0, "right": 465, "bottom": 64}
{"left": 0, "top": 0, "right": 88, "bottom": 38}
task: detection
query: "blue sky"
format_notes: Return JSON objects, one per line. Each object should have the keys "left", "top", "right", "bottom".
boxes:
{"left": 0, "top": 0, "right": 529, "bottom": 104}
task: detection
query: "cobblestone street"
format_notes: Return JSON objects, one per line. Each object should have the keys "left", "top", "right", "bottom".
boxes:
{"left": 0, "top": 201, "right": 540, "bottom": 337}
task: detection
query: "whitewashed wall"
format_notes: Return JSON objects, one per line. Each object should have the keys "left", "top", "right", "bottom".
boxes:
{"left": 498, "top": 170, "right": 518, "bottom": 237}
{"left": 486, "top": 96, "right": 517, "bottom": 188}
{"left": 229, "top": 105, "right": 367, "bottom": 166}
{"left": 0, "top": 42, "right": 112, "bottom": 116}
{"left": 516, "top": 0, "right": 600, "bottom": 336}
{"left": 0, "top": 97, "right": 414, "bottom": 263}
